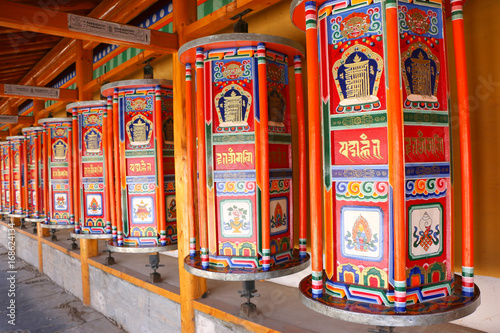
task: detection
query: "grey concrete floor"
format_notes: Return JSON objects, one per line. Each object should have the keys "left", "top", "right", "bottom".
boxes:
{"left": 0, "top": 244, "right": 126, "bottom": 333}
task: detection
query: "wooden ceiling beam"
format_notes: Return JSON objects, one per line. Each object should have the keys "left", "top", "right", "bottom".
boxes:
{"left": 0, "top": 74, "right": 24, "bottom": 82}
{"left": 0, "top": 0, "right": 178, "bottom": 53}
{"left": 0, "top": 27, "right": 20, "bottom": 34}
{"left": 7, "top": 0, "right": 100, "bottom": 12}
{"left": 0, "top": 42, "right": 56, "bottom": 56}
{"left": 184, "top": 0, "right": 283, "bottom": 40}
{"left": 0, "top": 51, "right": 48, "bottom": 62}
{"left": 0, "top": 66, "right": 34, "bottom": 74}
{"left": 0, "top": 33, "right": 61, "bottom": 43}
{"left": 44, "top": 0, "right": 101, "bottom": 13}
{"left": 0, "top": 0, "right": 157, "bottom": 111}
{"left": 0, "top": 84, "right": 78, "bottom": 101}
{"left": 0, "top": 59, "right": 39, "bottom": 69}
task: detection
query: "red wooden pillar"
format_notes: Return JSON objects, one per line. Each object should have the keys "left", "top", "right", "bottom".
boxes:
{"left": 304, "top": 0, "right": 323, "bottom": 298}
{"left": 450, "top": 0, "right": 474, "bottom": 297}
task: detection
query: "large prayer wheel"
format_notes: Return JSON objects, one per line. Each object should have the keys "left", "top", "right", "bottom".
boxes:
{"left": 0, "top": 141, "right": 11, "bottom": 216}
{"left": 38, "top": 118, "right": 75, "bottom": 229}
{"left": 179, "top": 33, "right": 310, "bottom": 280}
{"left": 66, "top": 100, "right": 114, "bottom": 239}
{"left": 101, "top": 79, "right": 177, "bottom": 252}
{"left": 291, "top": 0, "right": 479, "bottom": 326}
{"left": 7, "top": 135, "right": 27, "bottom": 219}
{"left": 21, "top": 127, "right": 46, "bottom": 223}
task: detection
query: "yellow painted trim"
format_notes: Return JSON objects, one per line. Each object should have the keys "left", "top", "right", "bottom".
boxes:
{"left": 88, "top": 259, "right": 181, "bottom": 304}
{"left": 40, "top": 237, "right": 81, "bottom": 260}
{"left": 14, "top": 226, "right": 38, "bottom": 240}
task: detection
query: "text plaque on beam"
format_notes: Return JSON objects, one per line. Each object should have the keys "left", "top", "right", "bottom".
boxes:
{"left": 67, "top": 14, "right": 151, "bottom": 45}
{"left": 0, "top": 115, "right": 18, "bottom": 124}
{"left": 4, "top": 85, "right": 60, "bottom": 99}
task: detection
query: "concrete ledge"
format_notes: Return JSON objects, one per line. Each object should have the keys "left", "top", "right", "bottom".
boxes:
{"left": 42, "top": 242, "right": 82, "bottom": 300}
{"left": 13, "top": 228, "right": 39, "bottom": 269}
{"left": 89, "top": 265, "right": 182, "bottom": 333}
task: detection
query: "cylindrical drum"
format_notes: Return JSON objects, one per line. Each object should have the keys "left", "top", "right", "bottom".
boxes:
{"left": 0, "top": 141, "right": 11, "bottom": 215}
{"left": 67, "top": 101, "right": 112, "bottom": 235}
{"left": 22, "top": 127, "right": 45, "bottom": 222}
{"left": 290, "top": 0, "right": 478, "bottom": 319}
{"left": 7, "top": 135, "right": 27, "bottom": 218}
{"left": 179, "top": 33, "right": 309, "bottom": 278}
{"left": 38, "top": 118, "right": 74, "bottom": 226}
{"left": 101, "top": 79, "right": 176, "bottom": 248}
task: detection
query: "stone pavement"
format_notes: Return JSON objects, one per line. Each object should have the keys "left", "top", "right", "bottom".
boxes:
{"left": 0, "top": 245, "right": 126, "bottom": 333}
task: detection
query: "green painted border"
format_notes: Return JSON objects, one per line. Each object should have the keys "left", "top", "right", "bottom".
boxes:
{"left": 403, "top": 110, "right": 449, "bottom": 126}
{"left": 331, "top": 111, "right": 388, "bottom": 129}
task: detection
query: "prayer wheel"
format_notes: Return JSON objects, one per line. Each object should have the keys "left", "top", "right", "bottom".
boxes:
{"left": 179, "top": 33, "right": 310, "bottom": 280}
{"left": 291, "top": 0, "right": 479, "bottom": 325}
{"left": 21, "top": 127, "right": 46, "bottom": 224}
{"left": 0, "top": 141, "right": 11, "bottom": 216}
{"left": 65, "top": 101, "right": 114, "bottom": 240}
{"left": 7, "top": 135, "right": 27, "bottom": 219}
{"left": 101, "top": 79, "right": 177, "bottom": 252}
{"left": 38, "top": 118, "right": 75, "bottom": 230}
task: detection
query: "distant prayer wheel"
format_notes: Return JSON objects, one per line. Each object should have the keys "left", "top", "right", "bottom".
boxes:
{"left": 38, "top": 118, "right": 75, "bottom": 228}
{"left": 291, "top": 0, "right": 479, "bottom": 325}
{"left": 0, "top": 141, "right": 11, "bottom": 215}
{"left": 21, "top": 127, "right": 45, "bottom": 223}
{"left": 7, "top": 135, "right": 27, "bottom": 218}
{"left": 64, "top": 100, "right": 114, "bottom": 239}
{"left": 179, "top": 33, "right": 309, "bottom": 279}
{"left": 101, "top": 79, "right": 177, "bottom": 251}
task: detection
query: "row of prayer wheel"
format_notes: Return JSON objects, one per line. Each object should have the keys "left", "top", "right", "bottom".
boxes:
{"left": 1, "top": 0, "right": 479, "bottom": 326}
{"left": 0, "top": 81, "right": 176, "bottom": 250}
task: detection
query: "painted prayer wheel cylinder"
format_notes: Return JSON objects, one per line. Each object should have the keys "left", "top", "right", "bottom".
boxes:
{"left": 38, "top": 118, "right": 75, "bottom": 226}
{"left": 0, "top": 141, "right": 11, "bottom": 215}
{"left": 21, "top": 127, "right": 45, "bottom": 221}
{"left": 7, "top": 135, "right": 27, "bottom": 218}
{"left": 101, "top": 79, "right": 176, "bottom": 248}
{"left": 179, "top": 33, "right": 310, "bottom": 275}
{"left": 66, "top": 100, "right": 112, "bottom": 235}
{"left": 291, "top": 0, "right": 479, "bottom": 319}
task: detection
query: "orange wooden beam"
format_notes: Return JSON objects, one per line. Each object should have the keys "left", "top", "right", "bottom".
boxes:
{"left": 0, "top": 84, "right": 78, "bottom": 102}
{"left": 82, "top": 49, "right": 165, "bottom": 94}
{"left": 37, "top": 101, "right": 68, "bottom": 120}
{"left": 0, "top": 0, "right": 178, "bottom": 53}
